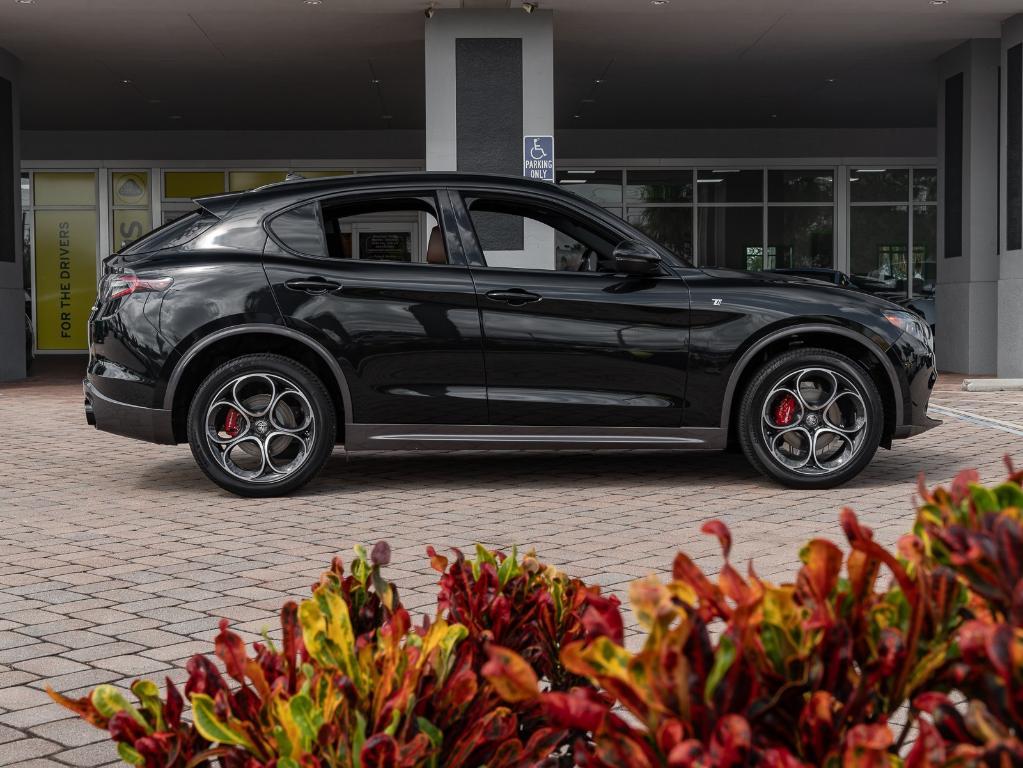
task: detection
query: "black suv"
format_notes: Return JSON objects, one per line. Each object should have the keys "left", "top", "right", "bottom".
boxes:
{"left": 85, "top": 172, "right": 938, "bottom": 496}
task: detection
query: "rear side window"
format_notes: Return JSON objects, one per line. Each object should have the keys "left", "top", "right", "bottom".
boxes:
{"left": 268, "top": 202, "right": 328, "bottom": 258}
{"left": 120, "top": 209, "right": 217, "bottom": 256}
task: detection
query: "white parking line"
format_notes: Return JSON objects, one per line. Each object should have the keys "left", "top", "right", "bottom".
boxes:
{"left": 928, "top": 404, "right": 1023, "bottom": 437}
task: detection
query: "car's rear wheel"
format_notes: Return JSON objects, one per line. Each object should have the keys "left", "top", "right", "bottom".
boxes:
{"left": 187, "top": 354, "right": 335, "bottom": 497}
{"left": 738, "top": 348, "right": 883, "bottom": 489}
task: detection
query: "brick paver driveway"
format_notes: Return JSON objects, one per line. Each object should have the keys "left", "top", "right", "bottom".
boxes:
{"left": 1, "top": 360, "right": 1022, "bottom": 766}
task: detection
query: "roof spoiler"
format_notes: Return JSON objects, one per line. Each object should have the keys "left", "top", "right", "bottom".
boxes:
{"left": 193, "top": 191, "right": 247, "bottom": 219}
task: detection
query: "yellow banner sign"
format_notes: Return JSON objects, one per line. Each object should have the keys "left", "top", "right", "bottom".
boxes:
{"left": 34, "top": 210, "right": 97, "bottom": 350}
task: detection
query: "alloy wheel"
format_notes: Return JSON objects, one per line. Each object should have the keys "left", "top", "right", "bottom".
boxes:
{"left": 204, "top": 373, "right": 315, "bottom": 484}
{"left": 760, "top": 366, "right": 868, "bottom": 476}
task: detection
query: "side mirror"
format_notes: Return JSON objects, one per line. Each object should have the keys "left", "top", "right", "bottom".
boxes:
{"left": 613, "top": 240, "right": 662, "bottom": 275}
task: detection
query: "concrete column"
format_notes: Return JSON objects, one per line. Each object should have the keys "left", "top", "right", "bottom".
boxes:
{"left": 0, "top": 48, "right": 24, "bottom": 381}
{"left": 936, "top": 40, "right": 999, "bottom": 375}
{"left": 424, "top": 9, "right": 553, "bottom": 174}
{"left": 999, "top": 15, "right": 1023, "bottom": 377}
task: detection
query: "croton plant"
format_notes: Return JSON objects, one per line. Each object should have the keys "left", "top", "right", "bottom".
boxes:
{"left": 51, "top": 463, "right": 1023, "bottom": 767}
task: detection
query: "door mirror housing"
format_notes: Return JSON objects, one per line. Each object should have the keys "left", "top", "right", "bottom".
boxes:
{"left": 613, "top": 240, "right": 662, "bottom": 275}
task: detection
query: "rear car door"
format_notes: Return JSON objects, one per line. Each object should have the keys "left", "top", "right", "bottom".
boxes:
{"left": 262, "top": 189, "right": 487, "bottom": 425}
{"left": 451, "top": 189, "right": 691, "bottom": 428}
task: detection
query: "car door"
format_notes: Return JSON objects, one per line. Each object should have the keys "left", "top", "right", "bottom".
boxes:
{"left": 451, "top": 189, "right": 691, "bottom": 428}
{"left": 262, "top": 189, "right": 488, "bottom": 426}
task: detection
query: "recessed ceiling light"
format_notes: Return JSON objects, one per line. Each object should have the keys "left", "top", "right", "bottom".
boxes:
{"left": 169, "top": 114, "right": 182, "bottom": 120}
{"left": 14, "top": 1, "right": 34, "bottom": 5}
{"left": 651, "top": 0, "right": 669, "bottom": 5}
{"left": 381, "top": 114, "right": 393, "bottom": 119}
{"left": 581, "top": 97, "right": 596, "bottom": 103}
{"left": 304, "top": 0, "right": 322, "bottom": 5}
{"left": 594, "top": 78, "right": 605, "bottom": 84}
{"left": 148, "top": 98, "right": 161, "bottom": 104}
{"left": 121, "top": 79, "right": 132, "bottom": 85}
{"left": 370, "top": 78, "right": 380, "bottom": 84}
{"left": 825, "top": 77, "right": 837, "bottom": 84}
{"left": 572, "top": 113, "right": 582, "bottom": 119}
{"left": 770, "top": 113, "right": 778, "bottom": 119}
{"left": 929, "top": 0, "right": 947, "bottom": 5}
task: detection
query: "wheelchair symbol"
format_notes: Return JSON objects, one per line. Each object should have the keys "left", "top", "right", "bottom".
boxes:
{"left": 529, "top": 138, "right": 548, "bottom": 161}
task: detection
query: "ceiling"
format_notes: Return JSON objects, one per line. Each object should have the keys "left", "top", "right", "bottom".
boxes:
{"left": 0, "top": 0, "right": 1018, "bottom": 131}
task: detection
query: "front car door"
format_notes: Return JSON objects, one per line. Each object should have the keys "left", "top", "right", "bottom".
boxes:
{"left": 262, "top": 188, "right": 488, "bottom": 429}
{"left": 450, "top": 188, "right": 691, "bottom": 429}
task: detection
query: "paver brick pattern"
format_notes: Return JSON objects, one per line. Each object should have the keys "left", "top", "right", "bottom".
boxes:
{"left": 2, "top": 364, "right": 1023, "bottom": 765}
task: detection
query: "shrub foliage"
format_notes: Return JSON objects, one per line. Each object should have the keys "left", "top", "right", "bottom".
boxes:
{"left": 52, "top": 465, "right": 1023, "bottom": 767}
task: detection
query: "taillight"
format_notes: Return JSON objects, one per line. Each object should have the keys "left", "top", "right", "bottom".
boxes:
{"left": 104, "top": 272, "right": 173, "bottom": 301}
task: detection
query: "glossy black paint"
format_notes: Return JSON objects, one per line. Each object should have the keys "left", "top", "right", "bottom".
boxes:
{"left": 83, "top": 172, "right": 938, "bottom": 458}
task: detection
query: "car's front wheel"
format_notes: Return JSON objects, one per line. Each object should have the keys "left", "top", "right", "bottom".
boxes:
{"left": 738, "top": 348, "right": 883, "bottom": 489}
{"left": 187, "top": 354, "right": 336, "bottom": 497}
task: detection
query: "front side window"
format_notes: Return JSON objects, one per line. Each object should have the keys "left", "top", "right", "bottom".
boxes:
{"left": 464, "top": 196, "right": 617, "bottom": 272}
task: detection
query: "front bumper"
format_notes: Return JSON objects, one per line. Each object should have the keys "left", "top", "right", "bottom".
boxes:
{"left": 890, "top": 333, "right": 940, "bottom": 439}
{"left": 83, "top": 379, "right": 176, "bottom": 445}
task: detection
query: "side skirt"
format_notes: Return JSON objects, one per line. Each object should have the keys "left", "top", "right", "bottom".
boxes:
{"left": 344, "top": 424, "right": 727, "bottom": 452}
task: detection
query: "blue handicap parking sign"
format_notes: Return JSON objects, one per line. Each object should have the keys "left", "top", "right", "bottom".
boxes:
{"left": 523, "top": 135, "right": 555, "bottom": 181}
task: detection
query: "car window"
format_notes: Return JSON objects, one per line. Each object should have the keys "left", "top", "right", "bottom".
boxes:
{"left": 268, "top": 202, "right": 327, "bottom": 258}
{"left": 120, "top": 208, "right": 218, "bottom": 256}
{"left": 464, "top": 196, "right": 617, "bottom": 272}
{"left": 317, "top": 196, "right": 449, "bottom": 264}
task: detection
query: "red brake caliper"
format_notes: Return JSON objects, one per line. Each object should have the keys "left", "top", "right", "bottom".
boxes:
{"left": 773, "top": 394, "right": 798, "bottom": 426}
{"left": 224, "top": 408, "right": 241, "bottom": 438}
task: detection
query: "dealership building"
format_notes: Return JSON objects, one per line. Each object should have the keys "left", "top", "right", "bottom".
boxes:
{"left": 1, "top": 0, "right": 1022, "bottom": 381}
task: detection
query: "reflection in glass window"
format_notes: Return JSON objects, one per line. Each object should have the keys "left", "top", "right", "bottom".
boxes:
{"left": 767, "top": 170, "right": 833, "bottom": 203}
{"left": 625, "top": 170, "right": 693, "bottom": 204}
{"left": 849, "top": 169, "right": 909, "bottom": 203}
{"left": 698, "top": 207, "right": 763, "bottom": 269}
{"left": 913, "top": 169, "right": 938, "bottom": 202}
{"left": 767, "top": 207, "right": 834, "bottom": 269}
{"left": 913, "top": 204, "right": 937, "bottom": 294}
{"left": 555, "top": 170, "right": 623, "bottom": 206}
{"left": 850, "top": 205, "right": 909, "bottom": 297}
{"left": 628, "top": 207, "right": 692, "bottom": 263}
{"left": 696, "top": 170, "right": 762, "bottom": 203}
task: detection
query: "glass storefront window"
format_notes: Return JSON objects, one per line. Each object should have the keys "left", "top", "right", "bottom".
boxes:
{"left": 627, "top": 207, "right": 693, "bottom": 262}
{"left": 768, "top": 170, "right": 833, "bottom": 203}
{"left": 849, "top": 169, "right": 909, "bottom": 203}
{"left": 913, "top": 168, "right": 938, "bottom": 202}
{"left": 850, "top": 205, "right": 908, "bottom": 297}
{"left": 164, "top": 171, "right": 225, "bottom": 200}
{"left": 767, "top": 207, "right": 834, "bottom": 269}
{"left": 625, "top": 170, "right": 693, "bottom": 204}
{"left": 698, "top": 206, "right": 763, "bottom": 269}
{"left": 913, "top": 204, "right": 937, "bottom": 293}
{"left": 229, "top": 170, "right": 287, "bottom": 192}
{"left": 696, "top": 170, "right": 762, "bottom": 203}
{"left": 556, "top": 170, "right": 622, "bottom": 206}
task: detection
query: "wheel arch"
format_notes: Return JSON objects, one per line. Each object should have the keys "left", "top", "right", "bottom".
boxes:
{"left": 721, "top": 324, "right": 903, "bottom": 446}
{"left": 163, "top": 324, "right": 353, "bottom": 444}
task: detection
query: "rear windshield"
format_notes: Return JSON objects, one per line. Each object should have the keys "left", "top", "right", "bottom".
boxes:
{"left": 119, "top": 209, "right": 218, "bottom": 256}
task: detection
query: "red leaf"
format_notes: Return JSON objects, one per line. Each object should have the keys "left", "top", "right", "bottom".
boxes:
{"left": 701, "top": 520, "right": 732, "bottom": 559}
{"left": 542, "top": 688, "right": 612, "bottom": 732}
{"left": 581, "top": 594, "right": 624, "bottom": 645}
{"left": 426, "top": 546, "right": 449, "bottom": 573}
{"left": 481, "top": 645, "right": 540, "bottom": 703}
{"left": 904, "top": 718, "right": 946, "bottom": 768}
{"left": 361, "top": 733, "right": 398, "bottom": 768}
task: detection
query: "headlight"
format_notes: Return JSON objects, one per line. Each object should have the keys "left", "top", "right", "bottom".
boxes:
{"left": 883, "top": 309, "right": 932, "bottom": 347}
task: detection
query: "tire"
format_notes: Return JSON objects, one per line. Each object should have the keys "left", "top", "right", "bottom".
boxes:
{"left": 187, "top": 354, "right": 336, "bottom": 497}
{"left": 737, "top": 348, "right": 883, "bottom": 489}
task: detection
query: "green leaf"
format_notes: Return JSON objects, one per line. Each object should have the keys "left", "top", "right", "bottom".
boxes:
{"left": 969, "top": 485, "right": 999, "bottom": 514}
{"left": 289, "top": 692, "right": 322, "bottom": 752}
{"left": 190, "top": 693, "right": 256, "bottom": 750}
{"left": 497, "top": 545, "right": 520, "bottom": 587}
{"left": 384, "top": 706, "right": 402, "bottom": 736}
{"left": 117, "top": 742, "right": 145, "bottom": 766}
{"left": 130, "top": 679, "right": 164, "bottom": 732}
{"left": 352, "top": 711, "right": 367, "bottom": 767}
{"left": 704, "top": 634, "right": 736, "bottom": 705}
{"left": 994, "top": 481, "right": 1023, "bottom": 510}
{"left": 90, "top": 685, "right": 148, "bottom": 730}
{"left": 278, "top": 758, "right": 301, "bottom": 768}
{"left": 417, "top": 716, "right": 443, "bottom": 748}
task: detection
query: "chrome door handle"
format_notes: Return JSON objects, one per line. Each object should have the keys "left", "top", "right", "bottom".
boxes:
{"left": 485, "top": 289, "right": 542, "bottom": 305}
{"left": 284, "top": 277, "right": 342, "bottom": 294}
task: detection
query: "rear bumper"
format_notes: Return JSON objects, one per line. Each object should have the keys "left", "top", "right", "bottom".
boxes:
{"left": 83, "top": 379, "right": 176, "bottom": 445}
